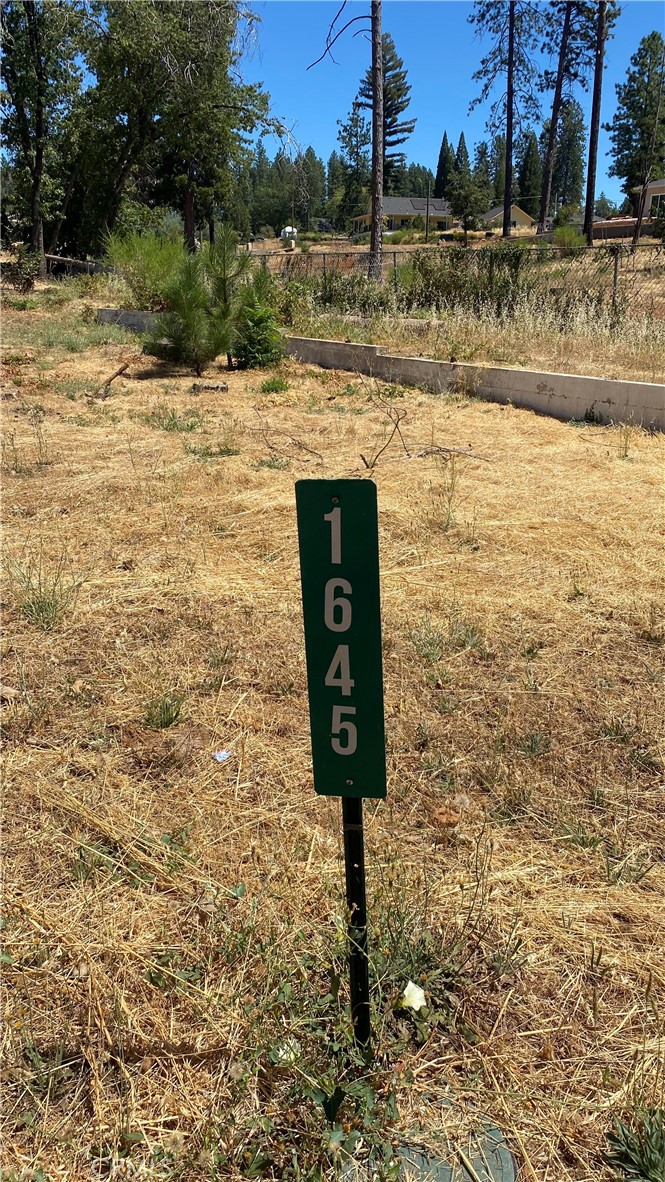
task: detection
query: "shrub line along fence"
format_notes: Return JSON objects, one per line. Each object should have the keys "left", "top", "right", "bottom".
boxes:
{"left": 95, "top": 309, "right": 664, "bottom": 431}
{"left": 253, "top": 243, "right": 664, "bottom": 320}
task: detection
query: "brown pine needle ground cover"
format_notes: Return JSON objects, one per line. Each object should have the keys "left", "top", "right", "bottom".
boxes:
{"left": 2, "top": 290, "right": 665, "bottom": 1182}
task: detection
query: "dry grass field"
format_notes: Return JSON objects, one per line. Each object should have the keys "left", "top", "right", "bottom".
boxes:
{"left": 2, "top": 288, "right": 664, "bottom": 1182}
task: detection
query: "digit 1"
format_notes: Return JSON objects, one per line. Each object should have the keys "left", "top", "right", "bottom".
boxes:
{"left": 324, "top": 506, "right": 341, "bottom": 564}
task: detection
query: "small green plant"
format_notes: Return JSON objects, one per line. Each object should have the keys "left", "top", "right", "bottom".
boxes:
{"left": 410, "top": 616, "right": 447, "bottom": 664}
{"left": 516, "top": 731, "right": 550, "bottom": 758}
{"left": 143, "top": 691, "right": 184, "bottom": 730}
{"left": 606, "top": 1107, "right": 665, "bottom": 1181}
{"left": 255, "top": 455, "right": 289, "bottom": 470}
{"left": 7, "top": 549, "right": 80, "bottom": 631}
{"left": 552, "top": 225, "right": 585, "bottom": 256}
{"left": 184, "top": 439, "right": 239, "bottom": 460}
{"left": 141, "top": 404, "right": 204, "bottom": 432}
{"left": 260, "top": 377, "right": 289, "bottom": 393}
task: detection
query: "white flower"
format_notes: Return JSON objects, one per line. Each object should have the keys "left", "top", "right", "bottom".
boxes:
{"left": 274, "top": 1037, "right": 301, "bottom": 1064}
{"left": 402, "top": 980, "right": 427, "bottom": 1011}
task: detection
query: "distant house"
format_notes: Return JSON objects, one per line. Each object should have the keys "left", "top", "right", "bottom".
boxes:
{"left": 484, "top": 203, "right": 535, "bottom": 229}
{"left": 632, "top": 177, "right": 665, "bottom": 219}
{"left": 351, "top": 196, "right": 453, "bottom": 234}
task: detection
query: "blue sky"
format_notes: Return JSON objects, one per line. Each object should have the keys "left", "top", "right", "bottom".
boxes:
{"left": 242, "top": 0, "right": 663, "bottom": 203}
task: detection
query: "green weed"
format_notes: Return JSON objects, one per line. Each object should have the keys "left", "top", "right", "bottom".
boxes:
{"left": 141, "top": 404, "right": 204, "bottom": 432}
{"left": 6, "top": 549, "right": 80, "bottom": 631}
{"left": 260, "top": 376, "right": 289, "bottom": 393}
{"left": 143, "top": 691, "right": 184, "bottom": 730}
{"left": 606, "top": 1107, "right": 665, "bottom": 1181}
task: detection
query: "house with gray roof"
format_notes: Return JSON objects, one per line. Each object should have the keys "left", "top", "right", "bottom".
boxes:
{"left": 351, "top": 196, "right": 453, "bottom": 234}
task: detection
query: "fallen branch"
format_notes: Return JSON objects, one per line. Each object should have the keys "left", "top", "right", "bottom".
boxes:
{"left": 94, "top": 362, "right": 130, "bottom": 400}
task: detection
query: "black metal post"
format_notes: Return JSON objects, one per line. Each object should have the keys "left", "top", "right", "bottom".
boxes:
{"left": 342, "top": 797, "right": 371, "bottom": 1048}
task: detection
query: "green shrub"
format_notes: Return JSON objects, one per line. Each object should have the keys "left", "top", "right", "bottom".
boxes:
{"left": 234, "top": 292, "right": 284, "bottom": 369}
{"left": 156, "top": 254, "right": 232, "bottom": 376}
{"left": 105, "top": 232, "right": 186, "bottom": 310}
{"left": 3, "top": 246, "right": 41, "bottom": 293}
{"left": 154, "top": 229, "right": 254, "bottom": 374}
{"left": 260, "top": 377, "right": 289, "bottom": 393}
{"left": 552, "top": 226, "right": 585, "bottom": 256}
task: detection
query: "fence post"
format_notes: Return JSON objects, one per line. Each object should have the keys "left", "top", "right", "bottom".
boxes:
{"left": 393, "top": 251, "right": 398, "bottom": 287}
{"left": 322, "top": 252, "right": 327, "bottom": 300}
{"left": 611, "top": 244, "right": 620, "bottom": 315}
{"left": 261, "top": 254, "right": 267, "bottom": 273}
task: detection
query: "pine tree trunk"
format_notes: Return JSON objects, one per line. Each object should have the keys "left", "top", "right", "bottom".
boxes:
{"left": 184, "top": 168, "right": 197, "bottom": 253}
{"left": 368, "top": 0, "right": 384, "bottom": 282}
{"left": 208, "top": 217, "right": 216, "bottom": 245}
{"left": 538, "top": 2, "right": 573, "bottom": 233}
{"left": 583, "top": 1, "right": 606, "bottom": 247}
{"left": 25, "top": 0, "right": 46, "bottom": 275}
{"left": 503, "top": 1, "right": 515, "bottom": 239}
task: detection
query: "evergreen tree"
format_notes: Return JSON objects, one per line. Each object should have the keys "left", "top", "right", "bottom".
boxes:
{"left": 337, "top": 101, "right": 371, "bottom": 226}
{"left": 536, "top": 2, "right": 618, "bottom": 230}
{"left": 516, "top": 129, "right": 543, "bottom": 216}
{"left": 607, "top": 31, "right": 665, "bottom": 207}
{"left": 552, "top": 99, "right": 585, "bottom": 207}
{"left": 455, "top": 131, "right": 471, "bottom": 175}
{"left": 490, "top": 134, "right": 507, "bottom": 205}
{"left": 356, "top": 31, "right": 416, "bottom": 191}
{"left": 448, "top": 173, "right": 488, "bottom": 245}
{"left": 473, "top": 140, "right": 492, "bottom": 196}
{"left": 594, "top": 191, "right": 618, "bottom": 218}
{"left": 434, "top": 132, "right": 456, "bottom": 198}
{"left": 469, "top": 1, "right": 545, "bottom": 235}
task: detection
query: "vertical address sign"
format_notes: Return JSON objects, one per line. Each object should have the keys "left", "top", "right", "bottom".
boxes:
{"left": 296, "top": 479, "right": 386, "bottom": 1048}
{"left": 295, "top": 479, "right": 386, "bottom": 800}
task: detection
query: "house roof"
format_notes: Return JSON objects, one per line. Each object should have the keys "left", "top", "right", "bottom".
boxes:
{"left": 353, "top": 196, "right": 452, "bottom": 219}
{"left": 484, "top": 203, "right": 534, "bottom": 223}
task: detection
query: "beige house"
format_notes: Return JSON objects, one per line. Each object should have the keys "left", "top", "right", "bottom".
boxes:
{"left": 634, "top": 177, "right": 665, "bottom": 218}
{"left": 352, "top": 196, "right": 453, "bottom": 234}
{"left": 483, "top": 203, "right": 535, "bottom": 229}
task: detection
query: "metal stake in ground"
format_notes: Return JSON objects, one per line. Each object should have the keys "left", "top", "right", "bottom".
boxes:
{"left": 295, "top": 479, "right": 386, "bottom": 1051}
{"left": 342, "top": 797, "right": 370, "bottom": 1046}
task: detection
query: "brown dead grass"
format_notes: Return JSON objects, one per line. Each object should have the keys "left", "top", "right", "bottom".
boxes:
{"left": 1, "top": 297, "right": 664, "bottom": 1181}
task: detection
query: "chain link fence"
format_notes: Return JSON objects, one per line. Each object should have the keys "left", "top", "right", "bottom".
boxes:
{"left": 254, "top": 243, "right": 665, "bottom": 320}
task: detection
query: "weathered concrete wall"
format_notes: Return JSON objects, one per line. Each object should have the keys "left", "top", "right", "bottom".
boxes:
{"left": 97, "top": 308, "right": 158, "bottom": 333}
{"left": 94, "top": 313, "right": 664, "bottom": 430}
{"left": 286, "top": 336, "right": 665, "bottom": 430}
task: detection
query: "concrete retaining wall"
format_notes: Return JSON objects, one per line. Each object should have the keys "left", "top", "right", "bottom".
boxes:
{"left": 97, "top": 308, "right": 158, "bottom": 333}
{"left": 95, "top": 310, "right": 663, "bottom": 429}
{"left": 286, "top": 336, "right": 664, "bottom": 430}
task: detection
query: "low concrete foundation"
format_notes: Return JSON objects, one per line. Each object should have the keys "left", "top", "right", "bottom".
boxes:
{"left": 97, "top": 308, "right": 158, "bottom": 333}
{"left": 286, "top": 336, "right": 664, "bottom": 430}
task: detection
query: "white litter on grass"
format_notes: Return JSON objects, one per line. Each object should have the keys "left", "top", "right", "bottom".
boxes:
{"left": 274, "top": 1037, "right": 301, "bottom": 1064}
{"left": 213, "top": 750, "right": 231, "bottom": 763}
{"left": 402, "top": 980, "right": 427, "bottom": 1011}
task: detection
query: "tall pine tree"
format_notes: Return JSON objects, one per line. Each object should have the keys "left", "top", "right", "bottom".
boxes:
{"left": 455, "top": 131, "right": 471, "bottom": 175}
{"left": 607, "top": 31, "right": 665, "bottom": 209}
{"left": 469, "top": 1, "right": 545, "bottom": 235}
{"left": 552, "top": 99, "right": 586, "bottom": 208}
{"left": 356, "top": 31, "right": 416, "bottom": 192}
{"left": 516, "top": 130, "right": 542, "bottom": 216}
{"left": 434, "top": 131, "right": 456, "bottom": 198}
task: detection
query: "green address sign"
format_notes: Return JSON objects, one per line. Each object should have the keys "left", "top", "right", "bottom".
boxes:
{"left": 295, "top": 479, "right": 386, "bottom": 799}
